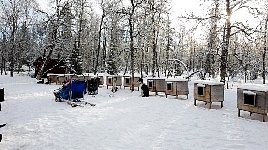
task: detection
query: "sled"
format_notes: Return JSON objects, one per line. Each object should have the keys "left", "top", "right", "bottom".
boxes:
{"left": 54, "top": 79, "right": 95, "bottom": 107}
{"left": 66, "top": 99, "right": 96, "bottom": 107}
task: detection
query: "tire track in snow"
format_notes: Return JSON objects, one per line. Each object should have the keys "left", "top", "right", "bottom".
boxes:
{"left": 88, "top": 90, "right": 139, "bottom": 108}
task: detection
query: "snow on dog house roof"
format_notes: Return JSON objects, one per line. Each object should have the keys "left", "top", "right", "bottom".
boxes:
{"left": 239, "top": 83, "right": 268, "bottom": 92}
{"left": 194, "top": 80, "right": 224, "bottom": 85}
{"left": 83, "top": 73, "right": 106, "bottom": 77}
{"left": 146, "top": 77, "right": 167, "bottom": 80}
{"left": 123, "top": 73, "right": 141, "bottom": 78}
{"left": 165, "top": 77, "right": 188, "bottom": 82}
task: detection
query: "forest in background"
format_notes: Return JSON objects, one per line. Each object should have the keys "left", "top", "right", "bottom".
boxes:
{"left": 0, "top": 0, "right": 268, "bottom": 84}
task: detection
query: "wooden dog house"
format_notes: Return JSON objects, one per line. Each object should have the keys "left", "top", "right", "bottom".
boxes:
{"left": 57, "top": 75, "right": 68, "bottom": 84}
{"left": 97, "top": 76, "right": 104, "bottom": 86}
{"left": 194, "top": 80, "right": 224, "bottom": 109}
{"left": 147, "top": 78, "right": 166, "bottom": 95}
{"left": 81, "top": 74, "right": 91, "bottom": 81}
{"left": 165, "top": 78, "right": 189, "bottom": 99}
{"left": 237, "top": 84, "right": 268, "bottom": 122}
{"left": 85, "top": 73, "right": 104, "bottom": 86}
{"left": 63, "top": 74, "right": 75, "bottom": 80}
{"left": 89, "top": 76, "right": 103, "bottom": 86}
{"left": 72, "top": 75, "right": 86, "bottom": 81}
{"left": 106, "top": 75, "right": 122, "bottom": 89}
{"left": 123, "top": 75, "right": 140, "bottom": 90}
{"left": 47, "top": 74, "right": 59, "bottom": 84}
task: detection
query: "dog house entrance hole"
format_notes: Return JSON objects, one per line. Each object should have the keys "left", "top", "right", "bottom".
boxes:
{"left": 198, "top": 87, "right": 204, "bottom": 96}
{"left": 108, "top": 78, "right": 112, "bottom": 84}
{"left": 167, "top": 83, "right": 172, "bottom": 91}
{"left": 148, "top": 81, "right": 153, "bottom": 88}
{"left": 126, "top": 78, "right": 130, "bottom": 84}
{"left": 244, "top": 93, "right": 256, "bottom": 106}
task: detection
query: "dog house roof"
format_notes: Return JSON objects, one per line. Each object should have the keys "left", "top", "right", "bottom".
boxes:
{"left": 82, "top": 73, "right": 106, "bottom": 77}
{"left": 123, "top": 73, "right": 141, "bottom": 78}
{"left": 239, "top": 83, "right": 268, "bottom": 92}
{"left": 146, "top": 77, "right": 167, "bottom": 80}
{"left": 194, "top": 80, "right": 224, "bottom": 85}
{"left": 165, "top": 77, "right": 188, "bottom": 82}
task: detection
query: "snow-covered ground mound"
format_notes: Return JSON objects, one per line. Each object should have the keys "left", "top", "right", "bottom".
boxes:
{"left": 0, "top": 74, "right": 268, "bottom": 150}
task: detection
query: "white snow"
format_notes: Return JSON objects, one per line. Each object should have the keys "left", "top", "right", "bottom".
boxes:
{"left": 195, "top": 80, "right": 224, "bottom": 85}
{"left": 1, "top": 74, "right": 268, "bottom": 150}
{"left": 239, "top": 83, "right": 268, "bottom": 92}
{"left": 243, "top": 91, "right": 257, "bottom": 96}
{"left": 123, "top": 73, "right": 142, "bottom": 78}
{"left": 146, "top": 77, "right": 167, "bottom": 80}
{"left": 197, "top": 83, "right": 206, "bottom": 88}
{"left": 165, "top": 77, "right": 188, "bottom": 82}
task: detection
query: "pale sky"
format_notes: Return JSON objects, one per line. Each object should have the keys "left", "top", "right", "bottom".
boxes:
{"left": 37, "top": 0, "right": 261, "bottom": 23}
{"left": 37, "top": 0, "right": 262, "bottom": 40}
{"left": 37, "top": 0, "right": 205, "bottom": 26}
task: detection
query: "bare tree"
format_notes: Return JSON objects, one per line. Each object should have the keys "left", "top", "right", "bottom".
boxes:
{"left": 36, "top": 0, "right": 64, "bottom": 79}
{"left": 1, "top": 0, "right": 21, "bottom": 77}
{"left": 205, "top": 0, "right": 220, "bottom": 77}
{"left": 262, "top": 11, "right": 268, "bottom": 84}
{"left": 94, "top": 0, "right": 106, "bottom": 75}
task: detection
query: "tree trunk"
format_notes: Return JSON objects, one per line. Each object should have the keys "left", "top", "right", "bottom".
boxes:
{"left": 10, "top": 14, "right": 17, "bottom": 77}
{"left": 0, "top": 47, "right": 2, "bottom": 75}
{"left": 152, "top": 39, "right": 157, "bottom": 77}
{"left": 94, "top": 13, "right": 105, "bottom": 75}
{"left": 129, "top": 14, "right": 135, "bottom": 91}
{"left": 165, "top": 23, "right": 170, "bottom": 77}
{"left": 37, "top": 0, "right": 60, "bottom": 79}
{"left": 220, "top": 0, "right": 231, "bottom": 83}
{"left": 102, "top": 36, "right": 107, "bottom": 71}
{"left": 262, "top": 13, "right": 268, "bottom": 84}
{"left": 129, "top": 0, "right": 136, "bottom": 91}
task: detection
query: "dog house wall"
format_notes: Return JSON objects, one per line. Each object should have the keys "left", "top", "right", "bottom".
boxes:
{"left": 57, "top": 75, "right": 68, "bottom": 84}
{"left": 237, "top": 84, "right": 268, "bottom": 116}
{"left": 123, "top": 76, "right": 140, "bottom": 88}
{"left": 194, "top": 80, "right": 224, "bottom": 103}
{"left": 165, "top": 78, "right": 189, "bottom": 96}
{"left": 96, "top": 76, "right": 104, "bottom": 85}
{"left": 71, "top": 75, "right": 87, "bottom": 81}
{"left": 147, "top": 78, "right": 166, "bottom": 93}
{"left": 106, "top": 75, "right": 122, "bottom": 87}
{"left": 47, "top": 74, "right": 59, "bottom": 84}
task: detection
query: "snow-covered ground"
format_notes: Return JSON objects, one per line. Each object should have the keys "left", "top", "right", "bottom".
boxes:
{"left": 1, "top": 74, "right": 268, "bottom": 150}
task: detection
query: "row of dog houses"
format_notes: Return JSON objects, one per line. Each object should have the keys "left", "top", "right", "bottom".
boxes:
{"left": 46, "top": 74, "right": 140, "bottom": 89}
{"left": 46, "top": 74, "right": 189, "bottom": 95}
{"left": 47, "top": 74, "right": 104, "bottom": 85}
{"left": 46, "top": 74, "right": 268, "bottom": 122}
{"left": 150, "top": 79, "right": 268, "bottom": 122}
{"left": 124, "top": 77, "right": 268, "bottom": 122}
